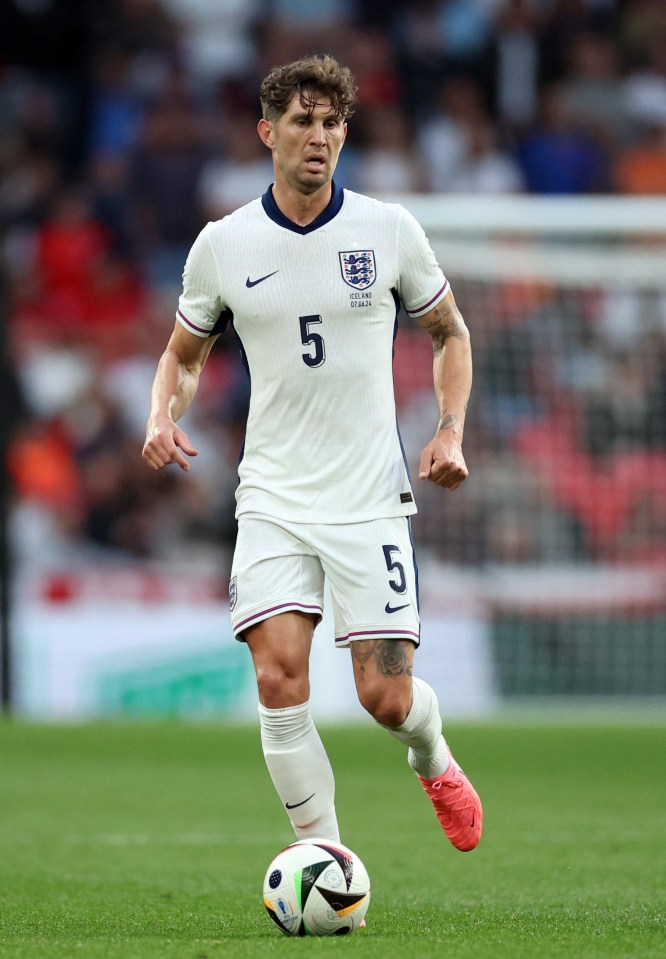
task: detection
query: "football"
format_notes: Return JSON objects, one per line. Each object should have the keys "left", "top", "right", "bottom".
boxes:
{"left": 262, "top": 838, "right": 371, "bottom": 936}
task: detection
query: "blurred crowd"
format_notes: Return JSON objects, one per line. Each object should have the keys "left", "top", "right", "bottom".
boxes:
{"left": 1, "top": 0, "right": 665, "bottom": 573}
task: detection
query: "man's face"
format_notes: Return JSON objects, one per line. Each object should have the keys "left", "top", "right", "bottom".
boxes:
{"left": 259, "top": 93, "right": 347, "bottom": 195}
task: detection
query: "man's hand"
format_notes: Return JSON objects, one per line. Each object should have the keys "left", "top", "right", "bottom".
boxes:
{"left": 142, "top": 418, "right": 199, "bottom": 472}
{"left": 418, "top": 431, "right": 468, "bottom": 490}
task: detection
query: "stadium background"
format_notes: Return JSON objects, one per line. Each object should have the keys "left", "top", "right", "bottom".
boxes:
{"left": 1, "top": 0, "right": 665, "bottom": 719}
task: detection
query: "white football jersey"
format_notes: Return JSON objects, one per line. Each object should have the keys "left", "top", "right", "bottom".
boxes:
{"left": 176, "top": 183, "right": 449, "bottom": 523}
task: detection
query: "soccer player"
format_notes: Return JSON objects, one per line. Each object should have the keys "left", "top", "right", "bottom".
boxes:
{"left": 142, "top": 55, "right": 482, "bottom": 853}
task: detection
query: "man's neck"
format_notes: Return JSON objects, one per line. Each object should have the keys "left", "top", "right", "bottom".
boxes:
{"left": 271, "top": 180, "right": 333, "bottom": 227}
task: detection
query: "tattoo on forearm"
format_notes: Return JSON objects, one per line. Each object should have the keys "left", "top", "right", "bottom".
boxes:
{"left": 438, "top": 413, "right": 459, "bottom": 432}
{"left": 437, "top": 403, "right": 467, "bottom": 433}
{"left": 351, "top": 640, "right": 413, "bottom": 679}
{"left": 423, "top": 304, "right": 466, "bottom": 355}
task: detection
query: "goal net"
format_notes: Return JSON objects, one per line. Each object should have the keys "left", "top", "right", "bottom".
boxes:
{"left": 388, "top": 194, "right": 666, "bottom": 701}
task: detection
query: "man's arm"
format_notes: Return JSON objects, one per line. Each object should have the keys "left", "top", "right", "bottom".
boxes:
{"left": 415, "top": 288, "right": 472, "bottom": 490}
{"left": 142, "top": 322, "right": 219, "bottom": 471}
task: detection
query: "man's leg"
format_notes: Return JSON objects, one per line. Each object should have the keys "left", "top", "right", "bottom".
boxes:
{"left": 349, "top": 639, "right": 447, "bottom": 774}
{"left": 351, "top": 639, "right": 482, "bottom": 852}
{"left": 246, "top": 611, "right": 340, "bottom": 842}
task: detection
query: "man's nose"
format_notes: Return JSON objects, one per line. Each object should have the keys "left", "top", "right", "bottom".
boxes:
{"left": 310, "top": 123, "right": 326, "bottom": 144}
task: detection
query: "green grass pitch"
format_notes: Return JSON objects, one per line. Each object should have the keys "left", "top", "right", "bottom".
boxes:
{"left": 0, "top": 717, "right": 664, "bottom": 958}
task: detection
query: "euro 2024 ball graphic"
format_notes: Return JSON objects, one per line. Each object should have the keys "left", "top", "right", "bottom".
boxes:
{"left": 262, "top": 838, "right": 371, "bottom": 936}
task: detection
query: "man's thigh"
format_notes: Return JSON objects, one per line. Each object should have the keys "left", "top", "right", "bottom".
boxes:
{"left": 311, "top": 516, "right": 420, "bottom": 648}
{"left": 230, "top": 514, "right": 325, "bottom": 640}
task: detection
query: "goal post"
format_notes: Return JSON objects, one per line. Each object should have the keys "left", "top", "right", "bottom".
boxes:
{"left": 385, "top": 193, "right": 666, "bottom": 701}
{"left": 389, "top": 193, "right": 666, "bottom": 285}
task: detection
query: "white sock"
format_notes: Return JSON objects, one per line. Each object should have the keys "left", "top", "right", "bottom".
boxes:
{"left": 258, "top": 700, "right": 340, "bottom": 842}
{"left": 385, "top": 677, "right": 450, "bottom": 780}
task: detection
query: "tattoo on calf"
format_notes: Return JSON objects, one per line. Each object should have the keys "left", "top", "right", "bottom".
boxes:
{"left": 352, "top": 640, "right": 413, "bottom": 678}
{"left": 378, "top": 640, "right": 413, "bottom": 677}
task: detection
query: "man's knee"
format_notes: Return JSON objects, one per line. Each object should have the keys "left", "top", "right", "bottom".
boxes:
{"left": 254, "top": 661, "right": 309, "bottom": 707}
{"left": 246, "top": 612, "right": 314, "bottom": 708}
{"left": 351, "top": 638, "right": 414, "bottom": 728}
{"left": 358, "top": 684, "right": 412, "bottom": 729}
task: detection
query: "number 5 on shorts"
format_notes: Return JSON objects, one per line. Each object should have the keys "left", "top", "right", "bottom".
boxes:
{"left": 382, "top": 544, "right": 407, "bottom": 594}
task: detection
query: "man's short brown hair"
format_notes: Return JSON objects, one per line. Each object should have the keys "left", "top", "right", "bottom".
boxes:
{"left": 260, "top": 54, "right": 357, "bottom": 123}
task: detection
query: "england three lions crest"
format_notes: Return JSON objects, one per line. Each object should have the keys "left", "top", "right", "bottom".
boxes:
{"left": 229, "top": 575, "right": 237, "bottom": 612}
{"left": 339, "top": 250, "right": 376, "bottom": 290}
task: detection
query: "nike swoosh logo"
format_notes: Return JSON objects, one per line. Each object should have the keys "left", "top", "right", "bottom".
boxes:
{"left": 246, "top": 270, "right": 279, "bottom": 288}
{"left": 385, "top": 602, "right": 410, "bottom": 614}
{"left": 285, "top": 792, "right": 316, "bottom": 810}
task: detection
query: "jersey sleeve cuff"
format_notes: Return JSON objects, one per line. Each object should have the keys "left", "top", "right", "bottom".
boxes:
{"left": 405, "top": 279, "right": 450, "bottom": 319}
{"left": 176, "top": 308, "right": 213, "bottom": 338}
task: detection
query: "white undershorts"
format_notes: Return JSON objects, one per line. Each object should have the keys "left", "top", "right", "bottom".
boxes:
{"left": 229, "top": 513, "right": 420, "bottom": 648}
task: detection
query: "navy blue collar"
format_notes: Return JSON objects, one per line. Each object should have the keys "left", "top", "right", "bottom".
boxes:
{"left": 261, "top": 181, "right": 344, "bottom": 235}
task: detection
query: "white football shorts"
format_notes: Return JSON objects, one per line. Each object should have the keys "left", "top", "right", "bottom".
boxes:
{"left": 229, "top": 513, "right": 420, "bottom": 647}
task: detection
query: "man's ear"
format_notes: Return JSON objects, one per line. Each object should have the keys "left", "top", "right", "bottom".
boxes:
{"left": 257, "top": 118, "right": 274, "bottom": 149}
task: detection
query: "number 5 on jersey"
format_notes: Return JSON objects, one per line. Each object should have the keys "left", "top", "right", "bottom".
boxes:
{"left": 300, "top": 314, "right": 326, "bottom": 368}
